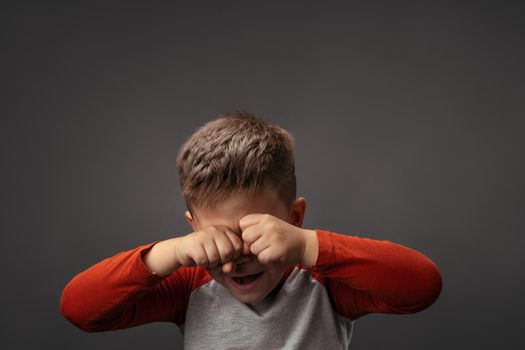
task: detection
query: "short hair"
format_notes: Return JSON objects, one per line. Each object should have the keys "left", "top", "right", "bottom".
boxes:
{"left": 176, "top": 111, "right": 296, "bottom": 212}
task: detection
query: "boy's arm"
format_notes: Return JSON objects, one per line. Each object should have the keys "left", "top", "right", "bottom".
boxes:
{"left": 306, "top": 230, "right": 443, "bottom": 320}
{"left": 60, "top": 241, "right": 205, "bottom": 332}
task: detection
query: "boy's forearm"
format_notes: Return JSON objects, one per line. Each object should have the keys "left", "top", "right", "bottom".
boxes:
{"left": 142, "top": 237, "right": 182, "bottom": 277}
{"left": 313, "top": 230, "right": 442, "bottom": 314}
{"left": 61, "top": 241, "right": 173, "bottom": 332}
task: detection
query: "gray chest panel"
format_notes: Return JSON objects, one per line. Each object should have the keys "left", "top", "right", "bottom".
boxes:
{"left": 181, "top": 267, "right": 354, "bottom": 349}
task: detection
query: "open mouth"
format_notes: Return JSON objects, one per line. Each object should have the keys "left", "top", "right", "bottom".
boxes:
{"left": 231, "top": 272, "right": 264, "bottom": 286}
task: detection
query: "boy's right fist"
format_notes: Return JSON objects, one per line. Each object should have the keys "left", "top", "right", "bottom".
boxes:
{"left": 174, "top": 226, "right": 245, "bottom": 274}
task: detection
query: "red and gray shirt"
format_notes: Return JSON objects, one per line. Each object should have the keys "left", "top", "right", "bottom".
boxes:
{"left": 61, "top": 230, "right": 442, "bottom": 349}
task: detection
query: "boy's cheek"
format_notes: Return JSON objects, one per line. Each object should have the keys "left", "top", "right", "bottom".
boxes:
{"left": 207, "top": 269, "right": 227, "bottom": 285}
{"left": 206, "top": 266, "right": 230, "bottom": 281}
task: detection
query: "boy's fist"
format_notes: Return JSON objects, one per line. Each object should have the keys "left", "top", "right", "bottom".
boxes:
{"left": 174, "top": 226, "right": 245, "bottom": 274}
{"left": 239, "top": 214, "right": 317, "bottom": 266}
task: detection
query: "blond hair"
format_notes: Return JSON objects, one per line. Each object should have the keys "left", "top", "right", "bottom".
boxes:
{"left": 176, "top": 112, "right": 296, "bottom": 211}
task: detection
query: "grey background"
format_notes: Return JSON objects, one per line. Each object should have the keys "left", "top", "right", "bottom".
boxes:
{"left": 2, "top": 1, "right": 524, "bottom": 349}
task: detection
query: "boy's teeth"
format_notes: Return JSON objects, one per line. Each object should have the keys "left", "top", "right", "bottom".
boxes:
{"left": 234, "top": 273, "right": 261, "bottom": 284}
{"left": 236, "top": 276, "right": 249, "bottom": 284}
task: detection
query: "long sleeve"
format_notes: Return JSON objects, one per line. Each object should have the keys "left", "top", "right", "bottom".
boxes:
{"left": 309, "top": 230, "right": 442, "bottom": 320}
{"left": 60, "top": 241, "right": 206, "bottom": 332}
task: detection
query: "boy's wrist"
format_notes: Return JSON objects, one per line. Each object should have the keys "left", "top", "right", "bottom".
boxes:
{"left": 143, "top": 237, "right": 182, "bottom": 277}
{"left": 301, "top": 229, "right": 319, "bottom": 267}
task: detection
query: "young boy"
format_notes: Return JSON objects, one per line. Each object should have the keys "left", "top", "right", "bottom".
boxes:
{"left": 60, "top": 112, "right": 442, "bottom": 349}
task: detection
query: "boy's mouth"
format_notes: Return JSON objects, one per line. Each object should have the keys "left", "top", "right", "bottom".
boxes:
{"left": 230, "top": 272, "right": 264, "bottom": 289}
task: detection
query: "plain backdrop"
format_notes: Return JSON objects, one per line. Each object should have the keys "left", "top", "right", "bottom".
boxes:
{"left": 1, "top": 1, "right": 524, "bottom": 349}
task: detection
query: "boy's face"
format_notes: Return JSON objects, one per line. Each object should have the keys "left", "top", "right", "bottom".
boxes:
{"left": 184, "top": 188, "right": 306, "bottom": 305}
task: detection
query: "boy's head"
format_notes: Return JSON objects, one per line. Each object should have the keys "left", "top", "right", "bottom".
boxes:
{"left": 176, "top": 111, "right": 296, "bottom": 213}
{"left": 176, "top": 112, "right": 307, "bottom": 304}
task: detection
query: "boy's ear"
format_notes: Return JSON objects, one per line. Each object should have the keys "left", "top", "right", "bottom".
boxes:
{"left": 290, "top": 197, "right": 307, "bottom": 227}
{"left": 184, "top": 210, "right": 195, "bottom": 230}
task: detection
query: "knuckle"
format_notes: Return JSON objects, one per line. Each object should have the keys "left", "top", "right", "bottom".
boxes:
{"left": 221, "top": 248, "right": 233, "bottom": 261}
{"left": 208, "top": 251, "right": 220, "bottom": 263}
{"left": 195, "top": 255, "right": 207, "bottom": 266}
{"left": 226, "top": 233, "right": 242, "bottom": 250}
{"left": 231, "top": 244, "right": 242, "bottom": 258}
{"left": 233, "top": 240, "right": 243, "bottom": 252}
{"left": 259, "top": 255, "right": 269, "bottom": 264}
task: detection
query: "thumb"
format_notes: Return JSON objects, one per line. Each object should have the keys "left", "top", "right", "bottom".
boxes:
{"left": 222, "top": 260, "right": 236, "bottom": 274}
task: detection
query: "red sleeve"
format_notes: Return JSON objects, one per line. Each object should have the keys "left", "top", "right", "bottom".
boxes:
{"left": 307, "top": 230, "right": 442, "bottom": 320}
{"left": 60, "top": 241, "right": 211, "bottom": 332}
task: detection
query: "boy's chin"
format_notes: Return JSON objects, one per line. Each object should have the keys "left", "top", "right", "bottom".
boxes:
{"left": 231, "top": 291, "right": 267, "bottom": 305}
{"left": 227, "top": 281, "right": 270, "bottom": 304}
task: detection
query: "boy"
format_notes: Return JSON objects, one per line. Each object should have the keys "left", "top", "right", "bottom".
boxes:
{"left": 60, "top": 112, "right": 442, "bottom": 349}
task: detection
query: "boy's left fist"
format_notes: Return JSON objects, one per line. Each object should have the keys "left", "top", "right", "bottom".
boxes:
{"left": 239, "top": 213, "right": 318, "bottom": 267}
